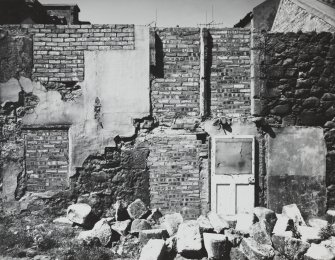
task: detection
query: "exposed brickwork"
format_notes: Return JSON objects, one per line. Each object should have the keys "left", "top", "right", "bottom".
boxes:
{"left": 1, "top": 24, "right": 135, "bottom": 82}
{"left": 209, "top": 28, "right": 251, "bottom": 118}
{"left": 147, "top": 131, "right": 208, "bottom": 219}
{"left": 24, "top": 129, "right": 69, "bottom": 192}
{"left": 32, "top": 24, "right": 135, "bottom": 81}
{"left": 151, "top": 28, "right": 201, "bottom": 126}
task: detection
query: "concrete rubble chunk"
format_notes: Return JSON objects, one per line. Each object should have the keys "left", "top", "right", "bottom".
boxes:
{"left": 225, "top": 229, "right": 243, "bottom": 247}
{"left": 147, "top": 208, "right": 163, "bottom": 225}
{"left": 176, "top": 220, "right": 202, "bottom": 257}
{"left": 250, "top": 219, "right": 272, "bottom": 245}
{"left": 127, "top": 199, "right": 148, "bottom": 219}
{"left": 161, "top": 213, "right": 183, "bottom": 236}
{"left": 139, "top": 229, "right": 169, "bottom": 244}
{"left": 235, "top": 213, "right": 255, "bottom": 234}
{"left": 139, "top": 239, "right": 166, "bottom": 260}
{"left": 272, "top": 234, "right": 310, "bottom": 260}
{"left": 77, "top": 218, "right": 113, "bottom": 246}
{"left": 321, "top": 237, "right": 335, "bottom": 255}
{"left": 197, "top": 215, "right": 214, "bottom": 233}
{"left": 230, "top": 247, "right": 248, "bottom": 260}
{"left": 203, "top": 233, "right": 230, "bottom": 260}
{"left": 111, "top": 219, "right": 131, "bottom": 236}
{"left": 53, "top": 216, "right": 73, "bottom": 225}
{"left": 130, "top": 219, "right": 152, "bottom": 234}
{"left": 308, "top": 218, "right": 328, "bottom": 229}
{"left": 282, "top": 204, "right": 306, "bottom": 226}
{"left": 304, "top": 243, "right": 335, "bottom": 260}
{"left": 66, "top": 203, "right": 92, "bottom": 225}
{"left": 273, "top": 214, "right": 294, "bottom": 235}
{"left": 239, "top": 237, "right": 275, "bottom": 260}
{"left": 298, "top": 226, "right": 322, "bottom": 243}
{"left": 253, "top": 207, "right": 277, "bottom": 233}
{"left": 207, "top": 211, "right": 229, "bottom": 233}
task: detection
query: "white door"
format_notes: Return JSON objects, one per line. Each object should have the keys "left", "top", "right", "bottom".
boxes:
{"left": 211, "top": 135, "right": 255, "bottom": 216}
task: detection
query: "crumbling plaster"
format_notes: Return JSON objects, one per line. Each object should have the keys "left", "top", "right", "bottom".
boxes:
{"left": 20, "top": 25, "right": 150, "bottom": 178}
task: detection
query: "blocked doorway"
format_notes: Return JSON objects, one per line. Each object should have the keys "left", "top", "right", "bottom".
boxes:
{"left": 211, "top": 136, "right": 255, "bottom": 215}
{"left": 23, "top": 127, "right": 69, "bottom": 192}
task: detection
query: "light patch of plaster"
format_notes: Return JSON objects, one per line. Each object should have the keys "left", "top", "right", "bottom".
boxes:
{"left": 2, "top": 162, "right": 22, "bottom": 202}
{"left": 0, "top": 78, "right": 21, "bottom": 104}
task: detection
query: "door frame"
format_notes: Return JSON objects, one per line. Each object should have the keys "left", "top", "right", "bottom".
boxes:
{"left": 210, "top": 135, "right": 255, "bottom": 215}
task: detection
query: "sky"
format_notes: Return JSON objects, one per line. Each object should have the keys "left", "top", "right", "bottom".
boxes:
{"left": 39, "top": 0, "right": 265, "bottom": 27}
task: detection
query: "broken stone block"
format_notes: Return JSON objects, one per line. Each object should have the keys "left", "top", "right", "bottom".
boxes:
{"left": 147, "top": 208, "right": 163, "bottom": 225}
{"left": 239, "top": 238, "right": 275, "bottom": 260}
{"left": 308, "top": 218, "right": 328, "bottom": 229}
{"left": 176, "top": 220, "right": 202, "bottom": 257}
{"left": 53, "top": 216, "right": 73, "bottom": 225}
{"left": 66, "top": 203, "right": 92, "bottom": 226}
{"left": 139, "top": 229, "right": 169, "bottom": 244}
{"left": 282, "top": 204, "right": 306, "bottom": 226}
{"left": 230, "top": 247, "right": 248, "bottom": 260}
{"left": 203, "top": 233, "right": 230, "bottom": 260}
{"left": 250, "top": 219, "right": 272, "bottom": 245}
{"left": 161, "top": 213, "right": 183, "bottom": 236}
{"left": 272, "top": 234, "right": 310, "bottom": 260}
{"left": 207, "top": 212, "right": 229, "bottom": 233}
{"left": 197, "top": 215, "right": 214, "bottom": 233}
{"left": 321, "top": 237, "right": 335, "bottom": 255}
{"left": 297, "top": 226, "right": 322, "bottom": 243}
{"left": 77, "top": 219, "right": 113, "bottom": 246}
{"left": 304, "top": 243, "right": 335, "bottom": 260}
{"left": 253, "top": 207, "right": 277, "bottom": 233}
{"left": 127, "top": 199, "right": 148, "bottom": 219}
{"left": 235, "top": 213, "right": 255, "bottom": 234}
{"left": 222, "top": 214, "right": 238, "bottom": 229}
{"left": 225, "top": 229, "right": 243, "bottom": 247}
{"left": 111, "top": 219, "right": 131, "bottom": 236}
{"left": 273, "top": 214, "right": 294, "bottom": 235}
{"left": 130, "top": 219, "right": 152, "bottom": 234}
{"left": 139, "top": 239, "right": 166, "bottom": 260}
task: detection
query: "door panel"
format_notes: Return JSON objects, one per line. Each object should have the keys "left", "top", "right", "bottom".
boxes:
{"left": 211, "top": 136, "right": 255, "bottom": 216}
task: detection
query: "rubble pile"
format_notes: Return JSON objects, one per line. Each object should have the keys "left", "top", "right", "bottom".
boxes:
{"left": 52, "top": 200, "right": 335, "bottom": 260}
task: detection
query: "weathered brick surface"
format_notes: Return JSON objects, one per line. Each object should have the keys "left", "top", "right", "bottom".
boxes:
{"left": 209, "top": 28, "right": 251, "bottom": 118}
{"left": 151, "top": 28, "right": 201, "bottom": 126}
{"left": 147, "top": 131, "right": 208, "bottom": 219}
{"left": 24, "top": 129, "right": 69, "bottom": 192}
{"left": 1, "top": 24, "right": 135, "bottom": 82}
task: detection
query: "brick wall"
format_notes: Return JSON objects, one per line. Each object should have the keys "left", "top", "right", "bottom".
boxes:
{"left": 24, "top": 128, "right": 69, "bottom": 192}
{"left": 209, "top": 28, "right": 251, "bottom": 118}
{"left": 151, "top": 28, "right": 201, "bottom": 126}
{"left": 147, "top": 131, "right": 208, "bottom": 219}
{"left": 1, "top": 24, "right": 135, "bottom": 82}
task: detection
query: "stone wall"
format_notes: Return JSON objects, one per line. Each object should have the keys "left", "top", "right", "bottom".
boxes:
{"left": 254, "top": 31, "right": 335, "bottom": 216}
{"left": 271, "top": 0, "right": 335, "bottom": 32}
{"left": 209, "top": 28, "right": 251, "bottom": 118}
{"left": 147, "top": 130, "right": 208, "bottom": 219}
{"left": 151, "top": 28, "right": 201, "bottom": 127}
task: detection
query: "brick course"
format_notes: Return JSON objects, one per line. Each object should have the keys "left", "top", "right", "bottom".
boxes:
{"left": 24, "top": 129, "right": 69, "bottom": 192}
{"left": 151, "top": 28, "right": 201, "bottom": 126}
{"left": 209, "top": 28, "right": 251, "bottom": 118}
{"left": 147, "top": 131, "right": 208, "bottom": 219}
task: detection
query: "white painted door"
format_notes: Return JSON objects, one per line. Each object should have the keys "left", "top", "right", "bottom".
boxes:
{"left": 211, "top": 136, "right": 255, "bottom": 216}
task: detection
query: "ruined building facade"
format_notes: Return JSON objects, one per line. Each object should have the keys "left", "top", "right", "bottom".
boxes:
{"left": 0, "top": 1, "right": 335, "bottom": 221}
